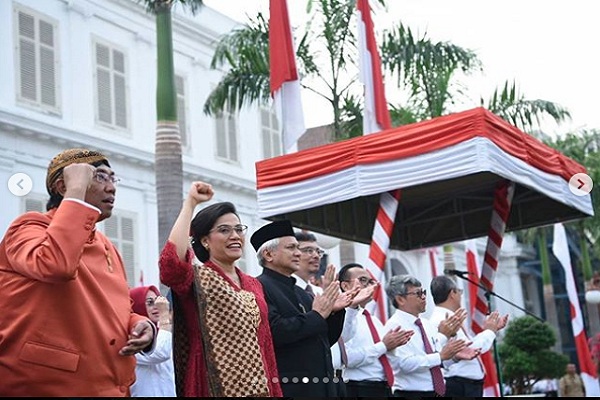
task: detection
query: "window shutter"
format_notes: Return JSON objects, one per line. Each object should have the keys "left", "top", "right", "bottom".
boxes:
{"left": 103, "top": 214, "right": 136, "bottom": 287}
{"left": 216, "top": 112, "right": 227, "bottom": 158}
{"left": 104, "top": 215, "right": 119, "bottom": 238}
{"left": 24, "top": 198, "right": 45, "bottom": 212}
{"left": 96, "top": 43, "right": 112, "bottom": 124}
{"left": 18, "top": 11, "right": 37, "bottom": 102}
{"left": 94, "top": 41, "right": 127, "bottom": 130}
{"left": 121, "top": 216, "right": 134, "bottom": 242}
{"left": 261, "top": 108, "right": 282, "bottom": 158}
{"left": 261, "top": 109, "right": 271, "bottom": 156}
{"left": 228, "top": 114, "right": 238, "bottom": 161}
{"left": 112, "top": 49, "right": 127, "bottom": 128}
{"left": 39, "top": 19, "right": 56, "bottom": 107}
{"left": 15, "top": 7, "right": 58, "bottom": 112}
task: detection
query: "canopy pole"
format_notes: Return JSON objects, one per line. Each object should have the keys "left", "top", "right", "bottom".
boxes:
{"left": 471, "top": 180, "right": 515, "bottom": 396}
{"left": 365, "top": 189, "right": 401, "bottom": 323}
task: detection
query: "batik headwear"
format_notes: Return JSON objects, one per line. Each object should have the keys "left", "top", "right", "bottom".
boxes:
{"left": 46, "top": 148, "right": 110, "bottom": 195}
{"left": 250, "top": 220, "right": 295, "bottom": 251}
{"left": 129, "top": 285, "right": 160, "bottom": 318}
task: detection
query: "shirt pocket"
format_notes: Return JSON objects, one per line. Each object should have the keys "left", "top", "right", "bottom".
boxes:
{"left": 19, "top": 341, "right": 80, "bottom": 372}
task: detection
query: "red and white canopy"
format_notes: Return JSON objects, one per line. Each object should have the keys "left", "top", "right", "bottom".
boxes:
{"left": 256, "top": 107, "right": 593, "bottom": 250}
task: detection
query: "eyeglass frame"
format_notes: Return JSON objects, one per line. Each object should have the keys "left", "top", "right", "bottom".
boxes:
{"left": 352, "top": 276, "right": 378, "bottom": 286}
{"left": 402, "top": 289, "right": 427, "bottom": 298}
{"left": 209, "top": 224, "right": 248, "bottom": 236}
{"left": 93, "top": 170, "right": 121, "bottom": 185}
{"left": 298, "top": 246, "right": 325, "bottom": 257}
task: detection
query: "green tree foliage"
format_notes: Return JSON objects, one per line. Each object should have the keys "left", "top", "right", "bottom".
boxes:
{"left": 546, "top": 129, "right": 600, "bottom": 261}
{"left": 499, "top": 316, "right": 569, "bottom": 394}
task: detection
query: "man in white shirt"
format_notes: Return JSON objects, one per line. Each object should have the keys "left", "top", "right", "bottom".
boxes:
{"left": 384, "top": 274, "right": 477, "bottom": 397}
{"left": 292, "top": 232, "right": 326, "bottom": 295}
{"left": 339, "top": 263, "right": 414, "bottom": 397}
{"left": 429, "top": 275, "right": 508, "bottom": 397}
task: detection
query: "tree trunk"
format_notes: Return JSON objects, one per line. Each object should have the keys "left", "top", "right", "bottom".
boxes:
{"left": 155, "top": 3, "right": 183, "bottom": 293}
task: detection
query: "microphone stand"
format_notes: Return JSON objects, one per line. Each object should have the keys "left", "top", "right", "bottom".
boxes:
{"left": 452, "top": 273, "right": 544, "bottom": 398}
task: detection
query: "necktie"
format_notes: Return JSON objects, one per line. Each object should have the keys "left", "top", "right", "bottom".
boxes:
{"left": 305, "top": 285, "right": 315, "bottom": 298}
{"left": 415, "top": 318, "right": 446, "bottom": 396}
{"left": 363, "top": 309, "right": 394, "bottom": 387}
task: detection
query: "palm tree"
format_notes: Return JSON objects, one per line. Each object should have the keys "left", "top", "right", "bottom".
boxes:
{"left": 204, "top": 0, "right": 385, "bottom": 141}
{"left": 138, "top": 0, "right": 203, "bottom": 258}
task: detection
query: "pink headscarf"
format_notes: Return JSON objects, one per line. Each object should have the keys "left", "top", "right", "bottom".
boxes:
{"left": 129, "top": 285, "right": 160, "bottom": 318}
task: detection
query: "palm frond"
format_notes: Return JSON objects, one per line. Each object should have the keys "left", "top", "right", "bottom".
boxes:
{"left": 138, "top": 0, "right": 203, "bottom": 15}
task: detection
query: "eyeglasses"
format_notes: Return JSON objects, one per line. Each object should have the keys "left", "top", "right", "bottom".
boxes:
{"left": 145, "top": 298, "right": 157, "bottom": 306}
{"left": 94, "top": 170, "right": 120, "bottom": 185}
{"left": 356, "top": 276, "right": 378, "bottom": 286}
{"left": 403, "top": 289, "right": 427, "bottom": 298}
{"left": 453, "top": 288, "right": 464, "bottom": 295}
{"left": 298, "top": 247, "right": 325, "bottom": 257}
{"left": 210, "top": 224, "right": 248, "bottom": 236}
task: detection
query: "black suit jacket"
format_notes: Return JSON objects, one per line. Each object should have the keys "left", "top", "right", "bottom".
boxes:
{"left": 258, "top": 268, "right": 345, "bottom": 397}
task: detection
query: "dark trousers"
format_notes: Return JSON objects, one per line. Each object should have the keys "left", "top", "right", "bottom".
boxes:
{"left": 445, "top": 376, "right": 484, "bottom": 397}
{"left": 393, "top": 389, "right": 437, "bottom": 397}
{"left": 346, "top": 380, "right": 391, "bottom": 397}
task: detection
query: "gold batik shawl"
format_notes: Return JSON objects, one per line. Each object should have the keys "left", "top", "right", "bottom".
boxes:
{"left": 194, "top": 264, "right": 270, "bottom": 397}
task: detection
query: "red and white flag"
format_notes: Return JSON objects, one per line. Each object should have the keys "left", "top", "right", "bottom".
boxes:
{"left": 357, "top": 0, "right": 391, "bottom": 134}
{"left": 553, "top": 223, "right": 600, "bottom": 396}
{"left": 357, "top": 0, "right": 396, "bottom": 322}
{"left": 269, "top": 0, "right": 305, "bottom": 153}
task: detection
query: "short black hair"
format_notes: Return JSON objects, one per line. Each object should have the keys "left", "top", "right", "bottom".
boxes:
{"left": 295, "top": 231, "right": 317, "bottom": 242}
{"left": 338, "top": 263, "right": 364, "bottom": 286}
{"left": 190, "top": 202, "right": 239, "bottom": 262}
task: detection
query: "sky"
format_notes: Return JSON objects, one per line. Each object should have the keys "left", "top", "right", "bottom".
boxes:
{"left": 203, "top": 0, "right": 600, "bottom": 138}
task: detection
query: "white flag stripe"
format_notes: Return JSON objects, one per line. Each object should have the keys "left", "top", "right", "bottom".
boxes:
{"left": 552, "top": 224, "right": 584, "bottom": 333}
{"left": 357, "top": 8, "right": 380, "bottom": 134}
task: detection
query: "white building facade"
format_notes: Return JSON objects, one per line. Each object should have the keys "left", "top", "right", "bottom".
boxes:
{"left": 0, "top": 0, "right": 283, "bottom": 287}
{"left": 0, "top": 0, "right": 533, "bottom": 327}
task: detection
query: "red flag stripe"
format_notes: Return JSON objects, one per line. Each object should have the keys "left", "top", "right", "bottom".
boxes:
{"left": 269, "top": 0, "right": 298, "bottom": 95}
{"left": 357, "top": 0, "right": 391, "bottom": 130}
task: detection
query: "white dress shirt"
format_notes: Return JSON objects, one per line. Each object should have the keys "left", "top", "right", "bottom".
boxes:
{"left": 429, "top": 305, "right": 495, "bottom": 380}
{"left": 130, "top": 329, "right": 176, "bottom": 397}
{"left": 293, "top": 275, "right": 323, "bottom": 295}
{"left": 343, "top": 307, "right": 396, "bottom": 382}
{"left": 384, "top": 309, "right": 447, "bottom": 392}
